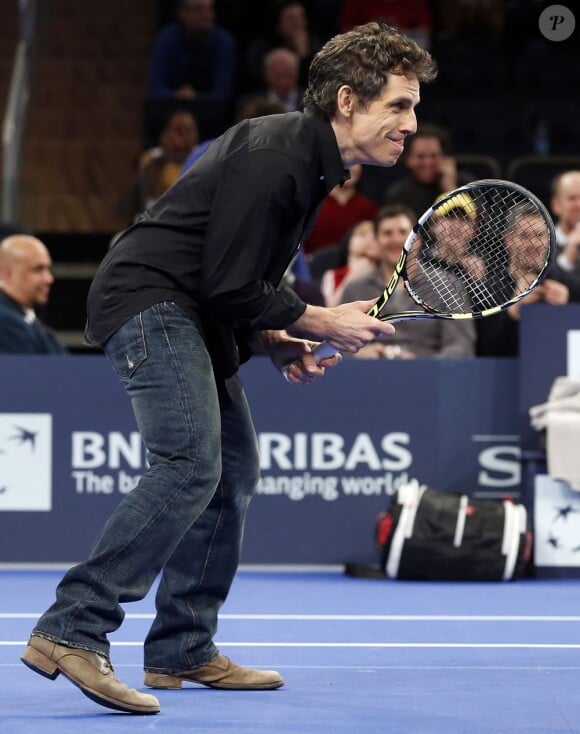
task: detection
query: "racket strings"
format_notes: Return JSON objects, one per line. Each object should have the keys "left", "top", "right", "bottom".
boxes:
{"left": 405, "top": 185, "right": 552, "bottom": 315}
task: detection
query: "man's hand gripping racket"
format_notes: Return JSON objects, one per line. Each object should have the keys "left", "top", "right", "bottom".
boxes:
{"left": 283, "top": 179, "right": 555, "bottom": 379}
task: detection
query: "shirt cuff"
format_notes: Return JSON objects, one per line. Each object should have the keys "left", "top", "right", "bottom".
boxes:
{"left": 250, "top": 286, "right": 307, "bottom": 330}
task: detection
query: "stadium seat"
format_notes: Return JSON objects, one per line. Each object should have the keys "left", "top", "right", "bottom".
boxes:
{"left": 505, "top": 155, "right": 580, "bottom": 210}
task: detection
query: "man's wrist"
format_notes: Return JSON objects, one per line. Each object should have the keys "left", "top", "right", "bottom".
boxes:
{"left": 287, "top": 304, "right": 329, "bottom": 340}
{"left": 248, "top": 329, "right": 289, "bottom": 355}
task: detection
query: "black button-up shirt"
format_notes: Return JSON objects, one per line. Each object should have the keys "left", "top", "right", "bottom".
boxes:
{"left": 86, "top": 109, "right": 348, "bottom": 376}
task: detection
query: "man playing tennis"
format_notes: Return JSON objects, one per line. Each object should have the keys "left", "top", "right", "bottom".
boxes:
{"left": 21, "top": 23, "right": 436, "bottom": 714}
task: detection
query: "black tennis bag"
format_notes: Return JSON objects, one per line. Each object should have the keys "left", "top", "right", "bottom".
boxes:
{"left": 376, "top": 480, "right": 532, "bottom": 581}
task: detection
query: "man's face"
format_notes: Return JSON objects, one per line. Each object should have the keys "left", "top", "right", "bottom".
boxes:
{"left": 0, "top": 240, "right": 54, "bottom": 308}
{"left": 161, "top": 113, "right": 198, "bottom": 158}
{"left": 552, "top": 173, "right": 580, "bottom": 229}
{"left": 344, "top": 72, "right": 420, "bottom": 168}
{"left": 405, "top": 136, "right": 445, "bottom": 184}
{"left": 265, "top": 57, "right": 299, "bottom": 98}
{"left": 431, "top": 214, "right": 476, "bottom": 259}
{"left": 179, "top": 0, "right": 214, "bottom": 33}
{"left": 348, "top": 221, "right": 379, "bottom": 262}
{"left": 376, "top": 214, "right": 413, "bottom": 267}
{"left": 278, "top": 3, "right": 307, "bottom": 36}
{"left": 504, "top": 213, "right": 549, "bottom": 273}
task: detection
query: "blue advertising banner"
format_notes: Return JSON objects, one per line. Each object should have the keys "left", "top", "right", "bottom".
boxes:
{"left": 0, "top": 355, "right": 519, "bottom": 565}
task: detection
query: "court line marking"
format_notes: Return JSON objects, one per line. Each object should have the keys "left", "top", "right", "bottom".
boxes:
{"left": 3, "top": 641, "right": 580, "bottom": 649}
{"left": 3, "top": 613, "right": 580, "bottom": 622}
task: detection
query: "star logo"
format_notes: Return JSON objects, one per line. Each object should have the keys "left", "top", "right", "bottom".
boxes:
{"left": 8, "top": 426, "right": 38, "bottom": 450}
{"left": 0, "top": 413, "right": 52, "bottom": 511}
{"left": 547, "top": 534, "right": 561, "bottom": 549}
{"left": 553, "top": 504, "right": 580, "bottom": 522}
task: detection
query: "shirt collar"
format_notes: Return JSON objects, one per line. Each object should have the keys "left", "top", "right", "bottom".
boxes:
{"left": 304, "top": 108, "right": 350, "bottom": 194}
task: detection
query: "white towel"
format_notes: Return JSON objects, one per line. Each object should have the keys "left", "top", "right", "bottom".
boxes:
{"left": 545, "top": 412, "right": 580, "bottom": 491}
{"left": 529, "top": 377, "right": 580, "bottom": 491}
{"left": 530, "top": 377, "right": 580, "bottom": 430}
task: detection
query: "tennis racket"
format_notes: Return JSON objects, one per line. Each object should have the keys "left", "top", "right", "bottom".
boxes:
{"left": 289, "top": 179, "right": 555, "bottom": 371}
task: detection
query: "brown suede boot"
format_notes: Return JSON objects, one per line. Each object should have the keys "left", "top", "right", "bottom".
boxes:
{"left": 21, "top": 636, "right": 160, "bottom": 714}
{"left": 144, "top": 654, "right": 284, "bottom": 690}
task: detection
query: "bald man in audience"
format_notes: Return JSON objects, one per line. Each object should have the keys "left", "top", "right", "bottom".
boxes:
{"left": 0, "top": 235, "right": 68, "bottom": 354}
{"left": 238, "top": 47, "right": 303, "bottom": 117}
{"left": 552, "top": 170, "right": 580, "bottom": 277}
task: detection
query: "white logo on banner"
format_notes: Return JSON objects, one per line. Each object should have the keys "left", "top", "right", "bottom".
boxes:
{"left": 256, "top": 431, "right": 413, "bottom": 500}
{"left": 0, "top": 414, "right": 52, "bottom": 511}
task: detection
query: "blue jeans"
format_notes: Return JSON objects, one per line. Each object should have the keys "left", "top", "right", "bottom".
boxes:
{"left": 33, "top": 302, "right": 260, "bottom": 672}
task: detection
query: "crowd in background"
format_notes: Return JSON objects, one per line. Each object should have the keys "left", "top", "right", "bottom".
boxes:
{"left": 1, "top": 0, "right": 579, "bottom": 357}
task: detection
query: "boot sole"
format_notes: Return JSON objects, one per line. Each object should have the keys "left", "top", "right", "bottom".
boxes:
{"left": 21, "top": 645, "right": 160, "bottom": 715}
{"left": 144, "top": 672, "right": 284, "bottom": 690}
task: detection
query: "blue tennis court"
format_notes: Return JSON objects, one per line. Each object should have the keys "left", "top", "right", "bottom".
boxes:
{"left": 2, "top": 569, "right": 580, "bottom": 733}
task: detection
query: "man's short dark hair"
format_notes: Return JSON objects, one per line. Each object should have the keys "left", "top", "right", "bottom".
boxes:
{"left": 504, "top": 204, "right": 543, "bottom": 236}
{"left": 404, "top": 123, "right": 453, "bottom": 158}
{"left": 374, "top": 204, "right": 417, "bottom": 233}
{"left": 303, "top": 22, "right": 437, "bottom": 121}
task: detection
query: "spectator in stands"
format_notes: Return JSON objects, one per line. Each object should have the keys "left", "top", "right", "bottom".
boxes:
{"left": 320, "top": 220, "right": 379, "bottom": 305}
{"left": 382, "top": 124, "right": 472, "bottom": 219}
{"left": 243, "top": 1, "right": 321, "bottom": 92}
{"left": 477, "top": 206, "right": 574, "bottom": 357}
{"left": 434, "top": 0, "right": 504, "bottom": 46}
{"left": 238, "top": 48, "right": 303, "bottom": 116}
{"left": 155, "top": 0, "right": 272, "bottom": 44}
{"left": 339, "top": 0, "right": 432, "bottom": 49}
{"left": 147, "top": 0, "right": 236, "bottom": 103}
{"left": 340, "top": 204, "right": 476, "bottom": 358}
{"left": 137, "top": 110, "right": 199, "bottom": 212}
{"left": 429, "top": 191, "right": 488, "bottom": 311}
{"left": 0, "top": 235, "right": 68, "bottom": 354}
{"left": 282, "top": 251, "right": 326, "bottom": 307}
{"left": 551, "top": 171, "right": 580, "bottom": 278}
{"left": 304, "top": 163, "right": 379, "bottom": 255}
{"left": 21, "top": 23, "right": 435, "bottom": 716}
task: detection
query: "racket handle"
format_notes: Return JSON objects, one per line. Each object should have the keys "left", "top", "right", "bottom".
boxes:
{"left": 282, "top": 341, "right": 340, "bottom": 382}
{"left": 312, "top": 341, "right": 340, "bottom": 362}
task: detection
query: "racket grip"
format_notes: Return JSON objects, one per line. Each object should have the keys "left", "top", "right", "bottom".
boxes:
{"left": 312, "top": 341, "right": 340, "bottom": 362}
{"left": 282, "top": 341, "right": 340, "bottom": 382}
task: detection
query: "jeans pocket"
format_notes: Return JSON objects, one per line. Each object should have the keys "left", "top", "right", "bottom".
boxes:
{"left": 105, "top": 313, "right": 148, "bottom": 380}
